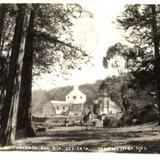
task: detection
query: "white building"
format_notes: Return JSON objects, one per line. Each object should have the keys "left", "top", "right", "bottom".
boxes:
{"left": 98, "top": 83, "right": 122, "bottom": 115}
{"left": 66, "top": 85, "right": 86, "bottom": 104}
{"left": 50, "top": 100, "right": 69, "bottom": 115}
{"left": 49, "top": 85, "right": 86, "bottom": 116}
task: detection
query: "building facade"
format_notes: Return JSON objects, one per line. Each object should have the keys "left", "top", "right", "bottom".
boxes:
{"left": 97, "top": 82, "right": 122, "bottom": 115}
{"left": 48, "top": 85, "right": 86, "bottom": 116}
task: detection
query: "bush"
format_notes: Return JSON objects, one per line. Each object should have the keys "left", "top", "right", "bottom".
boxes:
{"left": 103, "top": 117, "right": 111, "bottom": 127}
{"left": 103, "top": 117, "right": 121, "bottom": 127}
{"left": 120, "top": 104, "right": 159, "bottom": 126}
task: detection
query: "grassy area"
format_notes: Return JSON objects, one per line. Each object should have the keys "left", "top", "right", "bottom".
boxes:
{"left": 1, "top": 122, "right": 160, "bottom": 153}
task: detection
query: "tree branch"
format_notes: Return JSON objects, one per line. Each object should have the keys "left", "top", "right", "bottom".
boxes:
{"left": 33, "top": 29, "right": 84, "bottom": 53}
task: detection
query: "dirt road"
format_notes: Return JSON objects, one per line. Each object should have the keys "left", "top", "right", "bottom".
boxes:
{"left": 1, "top": 122, "right": 160, "bottom": 153}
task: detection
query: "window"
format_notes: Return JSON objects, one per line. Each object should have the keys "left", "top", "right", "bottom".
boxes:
{"left": 80, "top": 96, "right": 82, "bottom": 99}
{"left": 68, "top": 96, "right": 69, "bottom": 99}
{"left": 63, "top": 106, "right": 67, "bottom": 110}
{"left": 73, "top": 96, "right": 76, "bottom": 99}
{"left": 105, "top": 91, "right": 109, "bottom": 95}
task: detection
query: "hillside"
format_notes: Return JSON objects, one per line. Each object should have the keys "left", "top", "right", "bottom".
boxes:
{"left": 32, "top": 75, "right": 157, "bottom": 125}
{"left": 32, "top": 80, "right": 103, "bottom": 115}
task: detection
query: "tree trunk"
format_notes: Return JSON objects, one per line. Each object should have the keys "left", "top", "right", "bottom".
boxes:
{"left": 150, "top": 5, "right": 160, "bottom": 124}
{"left": 0, "top": 5, "right": 7, "bottom": 123}
{"left": 0, "top": 4, "right": 6, "bottom": 53}
{"left": 16, "top": 10, "right": 35, "bottom": 138}
{"left": 0, "top": 4, "right": 31, "bottom": 146}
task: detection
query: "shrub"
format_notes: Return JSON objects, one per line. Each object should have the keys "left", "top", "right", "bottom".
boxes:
{"left": 120, "top": 104, "right": 159, "bottom": 126}
{"left": 103, "top": 117, "right": 121, "bottom": 127}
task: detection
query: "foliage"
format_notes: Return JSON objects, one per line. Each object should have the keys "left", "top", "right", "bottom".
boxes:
{"left": 103, "top": 5, "right": 160, "bottom": 91}
{"left": 103, "top": 42, "right": 155, "bottom": 88}
{"left": 103, "top": 43, "right": 129, "bottom": 70}
{"left": 120, "top": 104, "right": 159, "bottom": 126}
{"left": 117, "top": 4, "right": 158, "bottom": 47}
{"left": 115, "top": 5, "right": 160, "bottom": 87}
{"left": 32, "top": 4, "right": 92, "bottom": 77}
{"left": 0, "top": 4, "right": 17, "bottom": 103}
{"left": 103, "top": 117, "right": 121, "bottom": 127}
{"left": 0, "top": 4, "right": 93, "bottom": 145}
{"left": 0, "top": 3, "right": 92, "bottom": 106}
{"left": 0, "top": 3, "right": 92, "bottom": 90}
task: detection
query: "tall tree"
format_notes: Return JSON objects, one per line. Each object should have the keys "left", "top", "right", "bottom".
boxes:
{"left": 150, "top": 5, "right": 160, "bottom": 122}
{"left": 16, "top": 9, "right": 35, "bottom": 138}
{"left": 0, "top": 4, "right": 17, "bottom": 108}
{"left": 15, "top": 4, "right": 91, "bottom": 138}
{"left": 116, "top": 5, "right": 158, "bottom": 86}
{"left": 0, "top": 5, "right": 8, "bottom": 105}
{"left": 103, "top": 43, "right": 131, "bottom": 111}
{"left": 0, "top": 4, "right": 32, "bottom": 146}
{"left": 116, "top": 5, "right": 160, "bottom": 120}
{"left": 0, "top": 4, "right": 92, "bottom": 144}
{"left": 0, "top": 4, "right": 6, "bottom": 53}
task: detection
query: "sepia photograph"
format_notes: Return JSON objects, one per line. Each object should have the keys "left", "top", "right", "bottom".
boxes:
{"left": 0, "top": 0, "right": 160, "bottom": 155}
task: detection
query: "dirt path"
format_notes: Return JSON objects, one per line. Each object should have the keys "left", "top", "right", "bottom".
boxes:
{"left": 1, "top": 122, "right": 160, "bottom": 153}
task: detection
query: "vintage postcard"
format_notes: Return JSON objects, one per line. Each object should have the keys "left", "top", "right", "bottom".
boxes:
{"left": 0, "top": 0, "right": 160, "bottom": 155}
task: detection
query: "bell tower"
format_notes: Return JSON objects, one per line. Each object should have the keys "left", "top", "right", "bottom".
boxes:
{"left": 98, "top": 83, "right": 110, "bottom": 115}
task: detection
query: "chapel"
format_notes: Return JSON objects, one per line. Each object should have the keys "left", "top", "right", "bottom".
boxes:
{"left": 48, "top": 85, "right": 86, "bottom": 116}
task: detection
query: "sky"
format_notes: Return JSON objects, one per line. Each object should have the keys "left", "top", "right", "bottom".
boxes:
{"left": 33, "top": 1, "right": 128, "bottom": 90}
